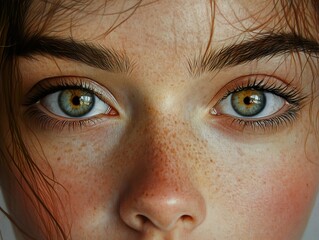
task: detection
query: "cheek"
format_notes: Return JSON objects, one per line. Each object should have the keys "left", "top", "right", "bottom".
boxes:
{"left": 198, "top": 131, "right": 319, "bottom": 239}
{"left": 237, "top": 153, "right": 319, "bottom": 237}
{"left": 17, "top": 125, "right": 127, "bottom": 232}
{"left": 254, "top": 172, "right": 313, "bottom": 220}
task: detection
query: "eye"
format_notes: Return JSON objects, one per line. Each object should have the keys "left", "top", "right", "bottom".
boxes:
{"left": 212, "top": 88, "right": 286, "bottom": 119}
{"left": 41, "top": 88, "right": 115, "bottom": 119}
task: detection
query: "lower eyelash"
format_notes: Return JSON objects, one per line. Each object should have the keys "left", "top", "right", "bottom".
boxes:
{"left": 231, "top": 104, "right": 299, "bottom": 131}
{"left": 215, "top": 77, "right": 307, "bottom": 131}
{"left": 24, "top": 106, "right": 102, "bottom": 131}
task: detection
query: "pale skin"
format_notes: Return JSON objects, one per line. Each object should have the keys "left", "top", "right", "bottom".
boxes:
{"left": 1, "top": 0, "right": 319, "bottom": 239}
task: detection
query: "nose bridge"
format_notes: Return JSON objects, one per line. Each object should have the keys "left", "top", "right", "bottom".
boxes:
{"left": 139, "top": 112, "right": 191, "bottom": 182}
{"left": 142, "top": 105, "right": 189, "bottom": 160}
{"left": 136, "top": 110, "right": 195, "bottom": 204}
{"left": 119, "top": 109, "right": 206, "bottom": 234}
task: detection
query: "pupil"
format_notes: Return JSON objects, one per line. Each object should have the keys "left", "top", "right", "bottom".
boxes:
{"left": 243, "top": 96, "right": 251, "bottom": 105}
{"left": 72, "top": 96, "right": 80, "bottom": 106}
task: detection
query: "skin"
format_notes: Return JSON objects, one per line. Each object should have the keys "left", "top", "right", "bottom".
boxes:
{"left": 1, "top": 0, "right": 319, "bottom": 239}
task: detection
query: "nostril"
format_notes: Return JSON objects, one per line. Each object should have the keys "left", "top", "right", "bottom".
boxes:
{"left": 133, "top": 214, "right": 149, "bottom": 230}
{"left": 181, "top": 215, "right": 193, "bottom": 221}
{"left": 119, "top": 177, "right": 206, "bottom": 233}
{"left": 136, "top": 214, "right": 148, "bottom": 224}
{"left": 181, "top": 215, "right": 196, "bottom": 230}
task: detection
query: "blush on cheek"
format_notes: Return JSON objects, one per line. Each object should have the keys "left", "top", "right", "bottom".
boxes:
{"left": 247, "top": 165, "right": 318, "bottom": 238}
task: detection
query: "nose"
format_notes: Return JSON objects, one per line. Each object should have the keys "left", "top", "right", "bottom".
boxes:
{"left": 119, "top": 175, "right": 206, "bottom": 233}
{"left": 119, "top": 152, "right": 206, "bottom": 233}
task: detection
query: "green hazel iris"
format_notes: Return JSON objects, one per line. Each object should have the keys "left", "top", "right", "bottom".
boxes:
{"left": 231, "top": 89, "right": 266, "bottom": 117}
{"left": 58, "top": 89, "right": 95, "bottom": 117}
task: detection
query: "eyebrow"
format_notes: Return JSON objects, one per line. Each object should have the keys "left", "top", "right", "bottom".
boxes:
{"left": 16, "top": 33, "right": 319, "bottom": 76}
{"left": 16, "top": 35, "right": 132, "bottom": 73}
{"left": 188, "top": 32, "right": 319, "bottom": 76}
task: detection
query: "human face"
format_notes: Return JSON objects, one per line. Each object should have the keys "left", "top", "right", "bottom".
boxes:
{"left": 1, "top": 0, "right": 319, "bottom": 239}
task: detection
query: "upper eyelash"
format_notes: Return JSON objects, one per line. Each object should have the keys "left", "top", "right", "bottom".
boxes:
{"left": 23, "top": 78, "right": 101, "bottom": 106}
{"left": 24, "top": 76, "right": 307, "bottom": 132}
{"left": 23, "top": 78, "right": 115, "bottom": 131}
{"left": 214, "top": 76, "right": 308, "bottom": 131}
{"left": 220, "top": 77, "right": 307, "bottom": 106}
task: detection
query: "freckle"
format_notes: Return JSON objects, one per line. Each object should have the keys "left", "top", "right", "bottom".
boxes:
{"left": 65, "top": 148, "right": 73, "bottom": 153}
{"left": 236, "top": 147, "right": 244, "bottom": 157}
{"left": 57, "top": 157, "right": 61, "bottom": 161}
{"left": 81, "top": 143, "right": 87, "bottom": 148}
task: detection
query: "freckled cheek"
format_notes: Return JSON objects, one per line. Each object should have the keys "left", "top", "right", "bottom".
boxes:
{"left": 45, "top": 139, "right": 126, "bottom": 220}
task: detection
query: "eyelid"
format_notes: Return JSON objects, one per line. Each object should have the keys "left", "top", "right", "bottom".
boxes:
{"left": 22, "top": 76, "right": 121, "bottom": 132}
{"left": 23, "top": 76, "right": 120, "bottom": 110}
{"left": 213, "top": 91, "right": 288, "bottom": 118}
{"left": 207, "top": 74, "right": 307, "bottom": 132}
{"left": 210, "top": 74, "right": 302, "bottom": 107}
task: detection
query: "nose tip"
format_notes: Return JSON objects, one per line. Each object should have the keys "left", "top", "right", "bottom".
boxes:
{"left": 120, "top": 188, "right": 206, "bottom": 233}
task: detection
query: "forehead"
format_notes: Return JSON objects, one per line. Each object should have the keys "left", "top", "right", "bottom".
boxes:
{"left": 23, "top": 0, "right": 317, "bottom": 78}
{"left": 23, "top": 0, "right": 318, "bottom": 75}
{"left": 26, "top": 0, "right": 314, "bottom": 40}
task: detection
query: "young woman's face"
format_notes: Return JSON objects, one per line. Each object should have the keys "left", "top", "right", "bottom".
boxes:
{"left": 1, "top": 0, "right": 319, "bottom": 239}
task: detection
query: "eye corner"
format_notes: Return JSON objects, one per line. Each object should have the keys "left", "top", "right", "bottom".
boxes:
{"left": 209, "top": 107, "right": 219, "bottom": 116}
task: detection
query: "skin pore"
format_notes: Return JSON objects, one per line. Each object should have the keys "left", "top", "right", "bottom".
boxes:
{"left": 1, "top": 0, "right": 319, "bottom": 239}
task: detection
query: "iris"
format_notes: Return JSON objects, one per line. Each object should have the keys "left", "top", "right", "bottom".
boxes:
{"left": 58, "top": 89, "right": 95, "bottom": 117}
{"left": 231, "top": 89, "right": 266, "bottom": 117}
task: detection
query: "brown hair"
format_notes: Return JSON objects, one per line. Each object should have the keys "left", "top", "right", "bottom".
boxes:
{"left": 0, "top": 1, "right": 77, "bottom": 239}
{"left": 0, "top": 0, "right": 319, "bottom": 239}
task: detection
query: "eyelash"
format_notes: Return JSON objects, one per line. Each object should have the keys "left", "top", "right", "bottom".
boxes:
{"left": 23, "top": 78, "right": 115, "bottom": 131}
{"left": 24, "top": 78, "right": 102, "bottom": 105}
{"left": 24, "top": 77, "right": 307, "bottom": 132}
{"left": 215, "top": 77, "right": 307, "bottom": 131}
